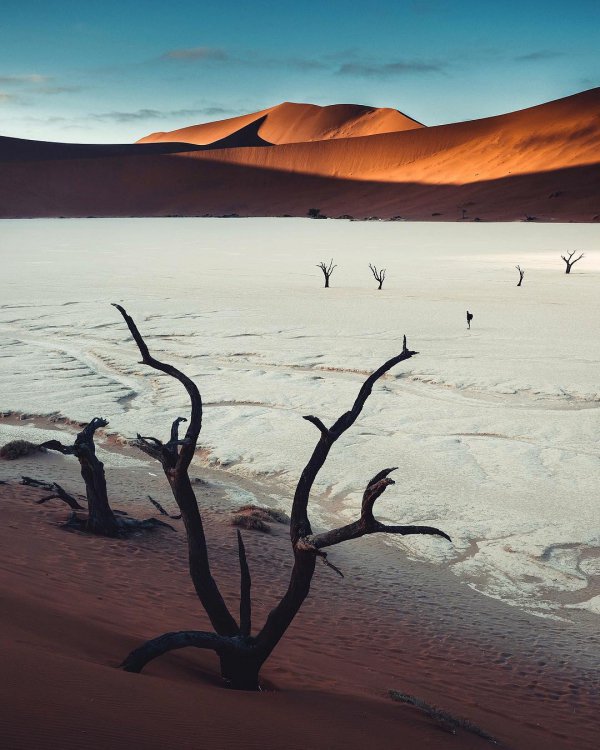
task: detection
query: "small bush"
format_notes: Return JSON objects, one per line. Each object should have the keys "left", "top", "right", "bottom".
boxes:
{"left": 230, "top": 514, "right": 271, "bottom": 533}
{"left": 236, "top": 504, "right": 290, "bottom": 524}
{"left": 0, "top": 440, "right": 44, "bottom": 460}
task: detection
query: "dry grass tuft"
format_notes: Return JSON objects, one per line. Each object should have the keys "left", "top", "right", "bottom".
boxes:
{"left": 230, "top": 514, "right": 271, "bottom": 533}
{"left": 0, "top": 440, "right": 44, "bottom": 460}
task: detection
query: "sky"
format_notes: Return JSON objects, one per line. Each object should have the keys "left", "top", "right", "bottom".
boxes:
{"left": 0, "top": 0, "right": 598, "bottom": 143}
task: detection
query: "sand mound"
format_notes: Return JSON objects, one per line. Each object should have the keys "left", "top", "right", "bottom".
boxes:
{"left": 138, "top": 101, "right": 423, "bottom": 147}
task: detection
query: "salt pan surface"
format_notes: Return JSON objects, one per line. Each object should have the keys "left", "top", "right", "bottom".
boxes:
{"left": 0, "top": 218, "right": 598, "bottom": 618}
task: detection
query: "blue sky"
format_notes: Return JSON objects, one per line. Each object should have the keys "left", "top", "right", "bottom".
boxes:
{"left": 0, "top": 0, "right": 598, "bottom": 142}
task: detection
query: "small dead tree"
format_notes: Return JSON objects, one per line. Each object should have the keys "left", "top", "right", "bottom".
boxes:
{"left": 114, "top": 304, "right": 450, "bottom": 690}
{"left": 515, "top": 265, "right": 525, "bottom": 286}
{"left": 40, "top": 418, "right": 120, "bottom": 536}
{"left": 369, "top": 263, "right": 386, "bottom": 290}
{"left": 317, "top": 259, "right": 336, "bottom": 288}
{"left": 561, "top": 251, "right": 584, "bottom": 274}
{"left": 40, "top": 419, "right": 174, "bottom": 536}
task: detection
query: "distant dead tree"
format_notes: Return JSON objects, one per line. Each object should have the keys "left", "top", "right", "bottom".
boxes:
{"left": 466, "top": 310, "right": 473, "bottom": 330}
{"left": 369, "top": 263, "right": 386, "bottom": 290}
{"left": 40, "top": 418, "right": 174, "bottom": 536}
{"left": 561, "top": 251, "right": 584, "bottom": 274}
{"left": 308, "top": 207, "right": 326, "bottom": 219}
{"left": 515, "top": 265, "right": 525, "bottom": 286}
{"left": 114, "top": 304, "right": 450, "bottom": 690}
{"left": 317, "top": 259, "right": 336, "bottom": 288}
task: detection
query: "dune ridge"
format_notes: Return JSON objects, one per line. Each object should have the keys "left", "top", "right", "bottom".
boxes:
{"left": 0, "top": 88, "right": 598, "bottom": 220}
{"left": 137, "top": 101, "right": 424, "bottom": 147}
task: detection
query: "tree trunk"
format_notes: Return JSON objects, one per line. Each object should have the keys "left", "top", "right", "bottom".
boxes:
{"left": 565, "top": 264, "right": 571, "bottom": 274}
{"left": 80, "top": 454, "right": 119, "bottom": 536}
{"left": 219, "top": 652, "right": 263, "bottom": 691}
{"left": 324, "top": 277, "right": 330, "bottom": 288}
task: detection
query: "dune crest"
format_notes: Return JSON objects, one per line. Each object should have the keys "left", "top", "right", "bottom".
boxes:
{"left": 137, "top": 101, "right": 424, "bottom": 147}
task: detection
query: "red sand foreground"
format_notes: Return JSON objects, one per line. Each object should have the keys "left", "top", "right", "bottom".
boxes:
{"left": 0, "top": 88, "right": 598, "bottom": 220}
{"left": 1, "top": 457, "right": 598, "bottom": 749}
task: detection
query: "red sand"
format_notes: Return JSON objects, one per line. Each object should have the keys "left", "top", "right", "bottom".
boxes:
{"left": 0, "top": 468, "right": 598, "bottom": 749}
{"left": 0, "top": 88, "right": 598, "bottom": 220}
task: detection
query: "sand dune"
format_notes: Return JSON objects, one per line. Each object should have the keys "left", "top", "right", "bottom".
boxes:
{"left": 0, "top": 447, "right": 598, "bottom": 749}
{"left": 138, "top": 101, "right": 424, "bottom": 146}
{"left": 0, "top": 88, "right": 598, "bottom": 220}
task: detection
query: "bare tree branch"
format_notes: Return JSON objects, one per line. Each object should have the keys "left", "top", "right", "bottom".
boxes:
{"left": 121, "top": 630, "right": 231, "bottom": 673}
{"left": 237, "top": 531, "right": 252, "bottom": 637}
{"left": 114, "top": 304, "right": 239, "bottom": 638}
{"left": 21, "top": 476, "right": 85, "bottom": 510}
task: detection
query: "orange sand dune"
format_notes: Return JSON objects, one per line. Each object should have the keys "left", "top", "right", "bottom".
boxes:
{"left": 0, "top": 88, "right": 598, "bottom": 220}
{"left": 172, "top": 88, "right": 600, "bottom": 184}
{"left": 138, "top": 101, "right": 423, "bottom": 147}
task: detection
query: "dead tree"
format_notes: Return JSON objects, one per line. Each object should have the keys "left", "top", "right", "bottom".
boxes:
{"left": 369, "top": 263, "right": 386, "bottom": 290}
{"left": 561, "top": 251, "right": 584, "bottom": 274}
{"left": 515, "top": 265, "right": 525, "bottom": 286}
{"left": 114, "top": 304, "right": 450, "bottom": 690}
{"left": 466, "top": 310, "right": 473, "bottom": 330}
{"left": 40, "top": 418, "right": 120, "bottom": 536}
{"left": 317, "top": 259, "right": 336, "bottom": 288}
{"left": 40, "top": 419, "right": 174, "bottom": 536}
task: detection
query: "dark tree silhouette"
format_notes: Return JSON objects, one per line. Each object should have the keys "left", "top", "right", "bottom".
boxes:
{"left": 307, "top": 207, "right": 326, "bottom": 219}
{"left": 317, "top": 259, "right": 337, "bottom": 288}
{"left": 561, "top": 251, "right": 584, "bottom": 274}
{"left": 40, "top": 419, "right": 176, "bottom": 536}
{"left": 40, "top": 418, "right": 120, "bottom": 536}
{"left": 114, "top": 305, "right": 450, "bottom": 690}
{"left": 369, "top": 263, "right": 386, "bottom": 290}
{"left": 516, "top": 265, "right": 525, "bottom": 286}
{"left": 466, "top": 311, "right": 473, "bottom": 330}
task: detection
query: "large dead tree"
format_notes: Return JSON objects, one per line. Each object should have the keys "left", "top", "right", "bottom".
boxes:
{"left": 114, "top": 304, "right": 450, "bottom": 690}
{"left": 317, "top": 259, "right": 336, "bottom": 288}
{"left": 369, "top": 263, "right": 386, "bottom": 290}
{"left": 561, "top": 251, "right": 584, "bottom": 274}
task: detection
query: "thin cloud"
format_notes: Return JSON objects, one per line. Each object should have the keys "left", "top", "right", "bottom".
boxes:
{"left": 34, "top": 85, "right": 83, "bottom": 95}
{"left": 0, "top": 74, "right": 53, "bottom": 85}
{"left": 338, "top": 60, "right": 444, "bottom": 77}
{"left": 90, "top": 106, "right": 237, "bottom": 123}
{"left": 160, "top": 47, "right": 229, "bottom": 61}
{"left": 515, "top": 50, "right": 564, "bottom": 62}
{"left": 0, "top": 92, "right": 19, "bottom": 103}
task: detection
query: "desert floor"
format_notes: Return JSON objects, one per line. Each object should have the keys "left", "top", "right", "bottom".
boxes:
{"left": 0, "top": 217, "right": 598, "bottom": 747}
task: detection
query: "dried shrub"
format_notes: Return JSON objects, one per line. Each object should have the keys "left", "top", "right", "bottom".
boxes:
{"left": 0, "top": 440, "right": 44, "bottom": 460}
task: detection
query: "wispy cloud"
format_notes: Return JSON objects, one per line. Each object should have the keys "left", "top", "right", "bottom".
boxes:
{"left": 0, "top": 74, "right": 53, "bottom": 85}
{"left": 515, "top": 50, "right": 564, "bottom": 62}
{"left": 89, "top": 106, "right": 237, "bottom": 123}
{"left": 160, "top": 47, "right": 229, "bottom": 61}
{"left": 337, "top": 60, "right": 444, "bottom": 77}
{"left": 0, "top": 91, "right": 19, "bottom": 103}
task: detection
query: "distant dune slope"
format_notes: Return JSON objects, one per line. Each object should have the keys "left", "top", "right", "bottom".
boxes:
{"left": 0, "top": 88, "right": 598, "bottom": 220}
{"left": 137, "top": 101, "right": 424, "bottom": 146}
